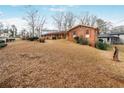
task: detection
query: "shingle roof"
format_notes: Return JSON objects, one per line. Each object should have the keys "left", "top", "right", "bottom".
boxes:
{"left": 42, "top": 31, "right": 66, "bottom": 36}
{"left": 110, "top": 32, "right": 124, "bottom": 35}
{"left": 67, "top": 25, "right": 99, "bottom": 32}
{"left": 98, "top": 34, "right": 118, "bottom": 38}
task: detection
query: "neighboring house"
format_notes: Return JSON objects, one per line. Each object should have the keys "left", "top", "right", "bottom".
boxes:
{"left": 98, "top": 32, "right": 124, "bottom": 44}
{"left": 0, "top": 32, "right": 8, "bottom": 43}
{"left": 98, "top": 34, "right": 119, "bottom": 44}
{"left": 0, "top": 31, "right": 12, "bottom": 38}
{"left": 67, "top": 25, "right": 99, "bottom": 47}
{"left": 0, "top": 36, "right": 7, "bottom": 43}
{"left": 0, "top": 33, "right": 10, "bottom": 38}
{"left": 0, "top": 31, "right": 15, "bottom": 42}
{"left": 110, "top": 32, "right": 124, "bottom": 44}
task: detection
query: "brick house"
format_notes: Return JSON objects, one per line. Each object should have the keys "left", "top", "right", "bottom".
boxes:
{"left": 67, "top": 25, "right": 99, "bottom": 47}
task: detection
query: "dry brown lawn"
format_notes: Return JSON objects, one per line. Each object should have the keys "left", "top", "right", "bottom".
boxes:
{"left": 0, "top": 39, "right": 124, "bottom": 88}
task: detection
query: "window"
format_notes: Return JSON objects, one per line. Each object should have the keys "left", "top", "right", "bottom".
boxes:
{"left": 72, "top": 32, "right": 76, "bottom": 35}
{"left": 85, "top": 30, "right": 89, "bottom": 38}
{"left": 86, "top": 30, "right": 89, "bottom": 34}
{"left": 72, "top": 32, "right": 77, "bottom": 38}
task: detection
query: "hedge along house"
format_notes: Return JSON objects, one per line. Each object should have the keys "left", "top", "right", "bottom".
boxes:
{"left": 67, "top": 25, "right": 99, "bottom": 47}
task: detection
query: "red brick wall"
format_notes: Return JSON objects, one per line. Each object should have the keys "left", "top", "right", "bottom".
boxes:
{"left": 67, "top": 26, "right": 98, "bottom": 47}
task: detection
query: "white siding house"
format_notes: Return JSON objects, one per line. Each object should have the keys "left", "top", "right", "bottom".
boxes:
{"left": 110, "top": 33, "right": 124, "bottom": 44}
{"left": 119, "top": 35, "right": 124, "bottom": 44}
{"left": 98, "top": 32, "right": 124, "bottom": 44}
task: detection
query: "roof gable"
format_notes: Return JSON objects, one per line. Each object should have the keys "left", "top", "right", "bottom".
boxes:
{"left": 67, "top": 25, "right": 98, "bottom": 32}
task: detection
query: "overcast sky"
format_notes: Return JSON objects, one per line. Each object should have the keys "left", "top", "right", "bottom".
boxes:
{"left": 0, "top": 5, "right": 124, "bottom": 32}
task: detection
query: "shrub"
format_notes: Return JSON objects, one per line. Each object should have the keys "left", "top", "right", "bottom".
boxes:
{"left": 39, "top": 37, "right": 45, "bottom": 43}
{"left": 99, "top": 39, "right": 104, "bottom": 42}
{"left": 21, "top": 37, "right": 26, "bottom": 40}
{"left": 95, "top": 41, "right": 110, "bottom": 50}
{"left": 27, "top": 37, "right": 39, "bottom": 41}
{"left": 79, "top": 38, "right": 89, "bottom": 45}
{"left": 52, "top": 36, "right": 56, "bottom": 40}
{"left": 74, "top": 36, "right": 79, "bottom": 43}
{"left": 74, "top": 36, "right": 89, "bottom": 45}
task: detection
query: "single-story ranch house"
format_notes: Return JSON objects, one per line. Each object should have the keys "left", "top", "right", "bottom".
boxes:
{"left": 41, "top": 31, "right": 66, "bottom": 39}
{"left": 41, "top": 25, "right": 99, "bottom": 47}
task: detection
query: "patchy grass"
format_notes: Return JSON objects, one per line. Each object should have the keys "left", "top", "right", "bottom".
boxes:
{"left": 0, "top": 39, "right": 124, "bottom": 87}
{"left": 115, "top": 45, "right": 124, "bottom": 53}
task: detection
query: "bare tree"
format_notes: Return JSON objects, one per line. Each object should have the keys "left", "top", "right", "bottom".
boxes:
{"left": 63, "top": 12, "right": 76, "bottom": 31}
{"left": 96, "top": 19, "right": 112, "bottom": 34}
{"left": 4, "top": 24, "right": 10, "bottom": 33}
{"left": 11, "top": 25, "right": 17, "bottom": 38}
{"left": 52, "top": 12, "right": 75, "bottom": 32}
{"left": 23, "top": 7, "right": 46, "bottom": 38}
{"left": 0, "top": 22, "right": 3, "bottom": 32}
{"left": 52, "top": 12, "right": 64, "bottom": 32}
{"left": 20, "top": 28, "right": 27, "bottom": 39}
{"left": 79, "top": 12, "right": 112, "bottom": 33}
{"left": 36, "top": 16, "right": 46, "bottom": 38}
{"left": 23, "top": 9, "right": 38, "bottom": 37}
{"left": 79, "top": 12, "right": 97, "bottom": 27}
